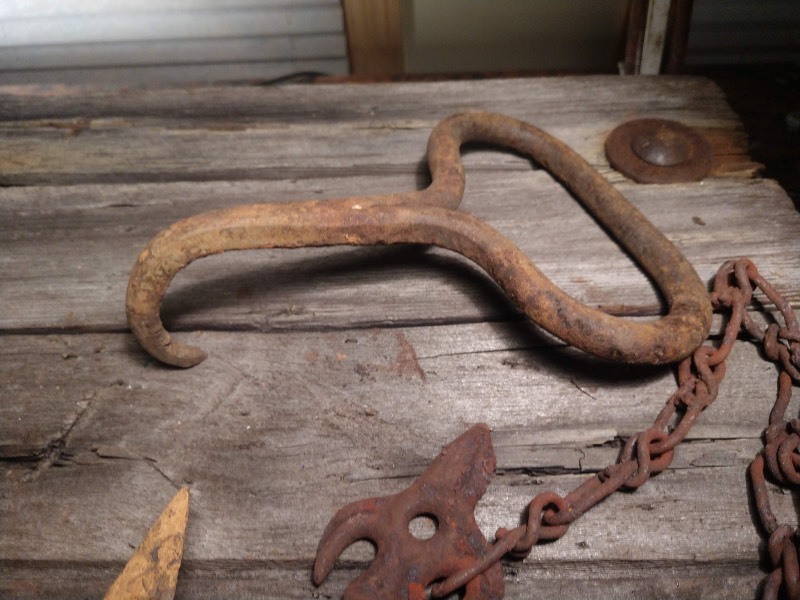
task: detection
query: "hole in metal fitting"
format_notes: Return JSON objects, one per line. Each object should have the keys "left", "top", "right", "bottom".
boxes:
{"left": 408, "top": 514, "right": 438, "bottom": 540}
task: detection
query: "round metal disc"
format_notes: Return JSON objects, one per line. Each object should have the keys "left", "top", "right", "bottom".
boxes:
{"left": 605, "top": 118, "right": 713, "bottom": 183}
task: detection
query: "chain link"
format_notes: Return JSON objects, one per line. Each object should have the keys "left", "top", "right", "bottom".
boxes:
{"left": 737, "top": 260, "right": 800, "bottom": 599}
{"left": 432, "top": 258, "right": 800, "bottom": 599}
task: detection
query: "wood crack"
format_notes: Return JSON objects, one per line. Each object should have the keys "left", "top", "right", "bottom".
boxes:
{"left": 146, "top": 459, "right": 182, "bottom": 490}
{"left": 21, "top": 398, "right": 91, "bottom": 482}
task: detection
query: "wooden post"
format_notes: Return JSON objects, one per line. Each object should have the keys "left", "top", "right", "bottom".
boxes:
{"left": 664, "top": 0, "right": 695, "bottom": 73}
{"left": 342, "top": 0, "right": 404, "bottom": 76}
{"left": 623, "top": 0, "right": 648, "bottom": 74}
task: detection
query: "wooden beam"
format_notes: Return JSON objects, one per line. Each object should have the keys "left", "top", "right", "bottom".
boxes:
{"left": 342, "top": 0, "right": 403, "bottom": 76}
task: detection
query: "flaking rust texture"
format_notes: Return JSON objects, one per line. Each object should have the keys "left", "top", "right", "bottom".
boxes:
{"left": 313, "top": 424, "right": 503, "bottom": 600}
{"left": 125, "top": 112, "right": 712, "bottom": 369}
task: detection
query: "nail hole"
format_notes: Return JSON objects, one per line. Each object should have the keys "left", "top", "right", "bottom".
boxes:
{"left": 409, "top": 514, "right": 438, "bottom": 540}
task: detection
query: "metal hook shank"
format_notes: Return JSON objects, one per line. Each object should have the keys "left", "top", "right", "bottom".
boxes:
{"left": 126, "top": 112, "right": 711, "bottom": 368}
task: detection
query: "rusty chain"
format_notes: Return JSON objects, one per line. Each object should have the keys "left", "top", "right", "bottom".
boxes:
{"left": 431, "top": 258, "right": 800, "bottom": 599}
{"left": 740, "top": 259, "right": 800, "bottom": 600}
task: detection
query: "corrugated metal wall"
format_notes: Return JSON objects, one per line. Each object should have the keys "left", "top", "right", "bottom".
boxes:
{"left": 0, "top": 0, "right": 348, "bottom": 86}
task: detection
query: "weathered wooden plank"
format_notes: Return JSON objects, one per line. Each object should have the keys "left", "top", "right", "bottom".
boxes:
{"left": 0, "top": 558, "right": 766, "bottom": 600}
{"left": 0, "top": 119, "right": 756, "bottom": 186}
{"left": 0, "top": 116, "right": 753, "bottom": 186}
{"left": 0, "top": 76, "right": 747, "bottom": 127}
{"left": 0, "top": 329, "right": 789, "bottom": 598}
{"left": 0, "top": 327, "right": 784, "bottom": 459}
{"left": 2, "top": 174, "right": 797, "bottom": 333}
{"left": 0, "top": 462, "right": 771, "bottom": 600}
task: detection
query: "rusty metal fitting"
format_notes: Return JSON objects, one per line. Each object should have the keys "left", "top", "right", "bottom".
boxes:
{"left": 313, "top": 424, "right": 504, "bottom": 599}
{"left": 605, "top": 118, "right": 713, "bottom": 183}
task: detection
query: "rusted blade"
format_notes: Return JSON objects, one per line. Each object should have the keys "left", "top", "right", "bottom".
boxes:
{"left": 103, "top": 487, "right": 189, "bottom": 600}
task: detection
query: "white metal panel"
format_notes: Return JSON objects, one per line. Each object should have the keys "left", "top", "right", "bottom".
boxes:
{"left": 0, "top": 0, "right": 340, "bottom": 19}
{"left": 0, "top": 7, "right": 344, "bottom": 46}
{"left": 0, "top": 1, "right": 347, "bottom": 85}
{"left": 1, "top": 36, "right": 347, "bottom": 70}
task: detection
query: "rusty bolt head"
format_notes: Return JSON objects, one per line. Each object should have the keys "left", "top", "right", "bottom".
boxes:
{"left": 605, "top": 118, "right": 712, "bottom": 183}
{"left": 631, "top": 129, "right": 691, "bottom": 166}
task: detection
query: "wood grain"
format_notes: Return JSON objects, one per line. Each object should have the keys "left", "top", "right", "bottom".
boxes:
{"left": 0, "top": 329, "right": 791, "bottom": 599}
{"left": 0, "top": 75, "right": 748, "bottom": 122}
{"left": 2, "top": 175, "right": 796, "bottom": 334}
{"left": 0, "top": 76, "right": 797, "bottom": 600}
{"left": 342, "top": 0, "right": 403, "bottom": 76}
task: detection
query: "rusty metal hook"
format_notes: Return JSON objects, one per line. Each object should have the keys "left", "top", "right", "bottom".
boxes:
{"left": 126, "top": 112, "right": 711, "bottom": 368}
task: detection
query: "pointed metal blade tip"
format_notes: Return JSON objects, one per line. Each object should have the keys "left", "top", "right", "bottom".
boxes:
{"left": 103, "top": 486, "right": 190, "bottom": 600}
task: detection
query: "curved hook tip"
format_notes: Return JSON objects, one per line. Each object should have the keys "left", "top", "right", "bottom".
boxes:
{"left": 161, "top": 342, "right": 208, "bottom": 369}
{"left": 313, "top": 498, "right": 383, "bottom": 587}
{"left": 128, "top": 311, "right": 208, "bottom": 368}
{"left": 311, "top": 560, "right": 331, "bottom": 587}
{"left": 140, "top": 338, "right": 207, "bottom": 368}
